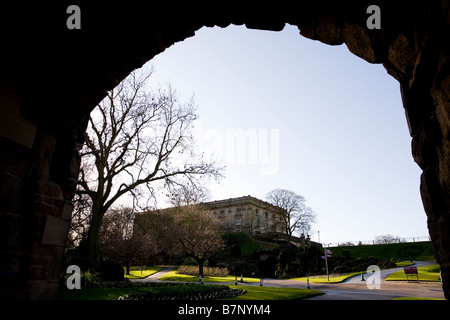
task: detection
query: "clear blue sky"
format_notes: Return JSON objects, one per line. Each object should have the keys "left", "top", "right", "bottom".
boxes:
{"left": 142, "top": 24, "right": 429, "bottom": 245}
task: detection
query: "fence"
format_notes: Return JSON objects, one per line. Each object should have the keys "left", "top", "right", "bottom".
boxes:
{"left": 326, "top": 236, "right": 431, "bottom": 248}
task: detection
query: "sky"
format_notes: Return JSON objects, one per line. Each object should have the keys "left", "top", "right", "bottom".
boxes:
{"left": 138, "top": 24, "right": 429, "bottom": 246}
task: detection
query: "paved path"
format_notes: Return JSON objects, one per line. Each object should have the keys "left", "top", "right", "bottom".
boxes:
{"left": 132, "top": 262, "right": 445, "bottom": 300}
{"left": 344, "top": 260, "right": 433, "bottom": 284}
{"left": 303, "top": 261, "right": 445, "bottom": 300}
{"left": 137, "top": 266, "right": 177, "bottom": 281}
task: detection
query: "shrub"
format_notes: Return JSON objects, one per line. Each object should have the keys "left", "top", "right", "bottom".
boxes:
{"left": 231, "top": 244, "right": 242, "bottom": 257}
{"left": 59, "top": 269, "right": 102, "bottom": 289}
{"left": 378, "top": 259, "right": 397, "bottom": 269}
{"left": 98, "top": 259, "right": 124, "bottom": 281}
{"left": 332, "top": 265, "right": 346, "bottom": 274}
{"left": 181, "top": 257, "right": 200, "bottom": 266}
{"left": 81, "top": 269, "right": 101, "bottom": 286}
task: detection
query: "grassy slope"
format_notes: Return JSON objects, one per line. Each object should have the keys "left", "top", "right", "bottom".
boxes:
{"left": 124, "top": 266, "right": 165, "bottom": 279}
{"left": 386, "top": 263, "right": 441, "bottom": 282}
{"left": 221, "top": 233, "right": 280, "bottom": 256}
{"left": 159, "top": 269, "right": 261, "bottom": 283}
{"left": 328, "top": 241, "right": 435, "bottom": 261}
{"left": 291, "top": 272, "right": 361, "bottom": 283}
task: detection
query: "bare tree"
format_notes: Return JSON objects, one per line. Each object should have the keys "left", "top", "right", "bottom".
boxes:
{"left": 67, "top": 192, "right": 92, "bottom": 248}
{"left": 374, "top": 234, "right": 404, "bottom": 244}
{"left": 100, "top": 207, "right": 158, "bottom": 275}
{"left": 168, "top": 184, "right": 211, "bottom": 207}
{"left": 99, "top": 207, "right": 135, "bottom": 248}
{"left": 133, "top": 204, "right": 225, "bottom": 278}
{"left": 77, "top": 68, "right": 223, "bottom": 268}
{"left": 171, "top": 204, "right": 225, "bottom": 278}
{"left": 266, "top": 189, "right": 316, "bottom": 242}
{"left": 132, "top": 209, "right": 176, "bottom": 262}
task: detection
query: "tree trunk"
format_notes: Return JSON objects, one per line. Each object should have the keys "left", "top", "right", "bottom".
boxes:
{"left": 86, "top": 202, "right": 106, "bottom": 269}
{"left": 198, "top": 258, "right": 205, "bottom": 278}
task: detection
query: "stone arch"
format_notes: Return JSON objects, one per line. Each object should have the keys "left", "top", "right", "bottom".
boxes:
{"left": 0, "top": 2, "right": 449, "bottom": 299}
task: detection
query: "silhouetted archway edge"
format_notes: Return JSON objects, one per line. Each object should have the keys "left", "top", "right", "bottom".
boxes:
{"left": 0, "top": 2, "right": 449, "bottom": 299}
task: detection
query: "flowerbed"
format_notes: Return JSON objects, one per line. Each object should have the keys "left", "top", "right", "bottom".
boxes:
{"left": 81, "top": 280, "right": 198, "bottom": 288}
{"left": 114, "top": 284, "right": 246, "bottom": 300}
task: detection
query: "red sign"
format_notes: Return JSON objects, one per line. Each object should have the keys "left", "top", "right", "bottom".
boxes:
{"left": 403, "top": 266, "right": 418, "bottom": 274}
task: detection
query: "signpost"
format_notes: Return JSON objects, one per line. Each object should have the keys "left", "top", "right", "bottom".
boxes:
{"left": 403, "top": 266, "right": 419, "bottom": 282}
{"left": 321, "top": 249, "right": 332, "bottom": 281}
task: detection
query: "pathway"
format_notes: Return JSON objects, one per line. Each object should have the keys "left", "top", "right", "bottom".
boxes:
{"left": 131, "top": 262, "right": 445, "bottom": 300}
{"left": 135, "top": 266, "right": 177, "bottom": 282}
{"left": 303, "top": 261, "right": 444, "bottom": 300}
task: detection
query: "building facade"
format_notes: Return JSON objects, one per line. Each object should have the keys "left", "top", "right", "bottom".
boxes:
{"left": 134, "top": 195, "right": 321, "bottom": 249}
{"left": 204, "top": 195, "right": 285, "bottom": 235}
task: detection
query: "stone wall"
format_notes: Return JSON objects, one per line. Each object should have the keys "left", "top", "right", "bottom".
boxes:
{"left": 0, "top": 98, "right": 85, "bottom": 299}
{"left": 0, "top": 1, "right": 449, "bottom": 299}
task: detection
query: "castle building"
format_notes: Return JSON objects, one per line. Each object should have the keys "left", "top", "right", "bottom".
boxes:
{"left": 134, "top": 195, "right": 321, "bottom": 249}
{"left": 203, "top": 195, "right": 285, "bottom": 235}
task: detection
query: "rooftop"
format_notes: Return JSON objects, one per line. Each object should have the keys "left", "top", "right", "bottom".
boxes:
{"left": 202, "top": 195, "right": 283, "bottom": 212}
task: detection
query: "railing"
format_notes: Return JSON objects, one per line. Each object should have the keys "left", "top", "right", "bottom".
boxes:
{"left": 325, "top": 236, "right": 431, "bottom": 248}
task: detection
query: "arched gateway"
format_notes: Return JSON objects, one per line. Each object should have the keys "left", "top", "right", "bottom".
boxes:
{"left": 0, "top": 1, "right": 449, "bottom": 299}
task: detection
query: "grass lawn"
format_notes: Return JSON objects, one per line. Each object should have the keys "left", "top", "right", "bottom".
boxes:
{"left": 386, "top": 263, "right": 441, "bottom": 282}
{"left": 226, "top": 285, "right": 323, "bottom": 300}
{"left": 123, "top": 266, "right": 164, "bottom": 279}
{"left": 393, "top": 297, "right": 445, "bottom": 300}
{"left": 159, "top": 269, "right": 260, "bottom": 283}
{"left": 290, "top": 272, "right": 361, "bottom": 283}
{"left": 395, "top": 261, "right": 415, "bottom": 267}
{"left": 290, "top": 261, "right": 420, "bottom": 283}
{"left": 328, "top": 241, "right": 435, "bottom": 261}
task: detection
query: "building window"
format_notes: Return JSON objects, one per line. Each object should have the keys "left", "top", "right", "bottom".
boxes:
{"left": 264, "top": 221, "right": 268, "bottom": 230}
{"left": 236, "top": 218, "right": 242, "bottom": 226}
{"left": 255, "top": 217, "right": 260, "bottom": 228}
